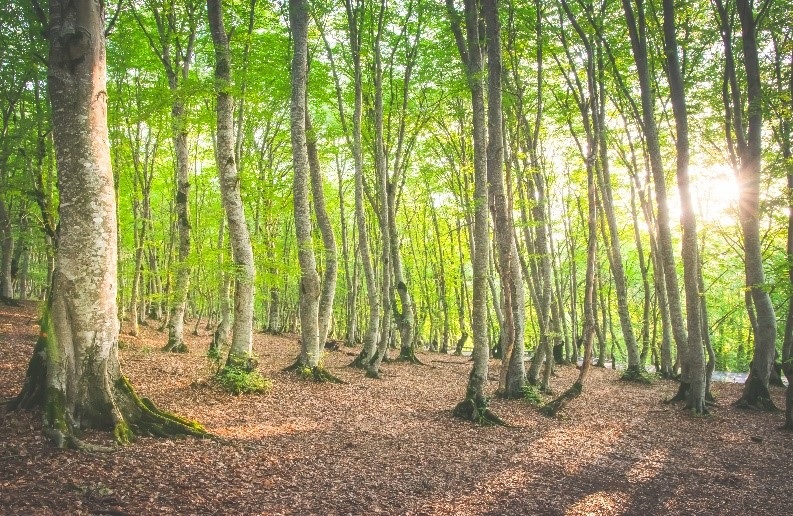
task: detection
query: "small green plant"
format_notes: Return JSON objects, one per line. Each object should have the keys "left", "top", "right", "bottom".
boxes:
{"left": 214, "top": 366, "right": 272, "bottom": 395}
{"left": 521, "top": 384, "right": 543, "bottom": 405}
{"left": 207, "top": 346, "right": 222, "bottom": 363}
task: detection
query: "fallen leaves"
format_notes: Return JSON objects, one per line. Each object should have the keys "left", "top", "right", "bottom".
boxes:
{"left": 0, "top": 301, "right": 791, "bottom": 515}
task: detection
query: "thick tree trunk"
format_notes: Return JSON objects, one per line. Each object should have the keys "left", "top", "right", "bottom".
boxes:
{"left": 10, "top": 0, "right": 206, "bottom": 447}
{"left": 208, "top": 0, "right": 256, "bottom": 370}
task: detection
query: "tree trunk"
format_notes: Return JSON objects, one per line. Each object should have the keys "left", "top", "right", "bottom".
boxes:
{"left": 621, "top": 0, "right": 690, "bottom": 386}
{"left": 10, "top": 0, "right": 206, "bottom": 447}
{"left": 732, "top": 0, "right": 777, "bottom": 410}
{"left": 0, "top": 198, "right": 14, "bottom": 300}
{"left": 447, "top": 0, "right": 503, "bottom": 425}
{"left": 208, "top": 0, "right": 256, "bottom": 370}
{"left": 306, "top": 109, "right": 337, "bottom": 350}
{"left": 345, "top": 0, "right": 380, "bottom": 370}
{"left": 661, "top": 0, "right": 706, "bottom": 412}
{"left": 366, "top": 2, "right": 392, "bottom": 379}
{"left": 289, "top": 0, "right": 323, "bottom": 373}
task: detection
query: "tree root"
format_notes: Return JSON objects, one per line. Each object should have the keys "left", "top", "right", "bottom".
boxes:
{"left": 452, "top": 398, "right": 508, "bottom": 426}
{"left": 348, "top": 349, "right": 369, "bottom": 369}
{"left": 666, "top": 381, "right": 689, "bottom": 403}
{"left": 113, "top": 376, "right": 209, "bottom": 443}
{"left": 284, "top": 358, "right": 345, "bottom": 384}
{"left": 736, "top": 376, "right": 779, "bottom": 412}
{"left": 541, "top": 382, "right": 583, "bottom": 418}
{"left": 395, "top": 346, "right": 424, "bottom": 365}
{"left": 162, "top": 340, "right": 188, "bottom": 353}
{"left": 620, "top": 367, "right": 654, "bottom": 385}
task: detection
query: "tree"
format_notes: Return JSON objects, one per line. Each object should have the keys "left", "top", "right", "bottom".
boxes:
{"left": 661, "top": 0, "right": 707, "bottom": 413}
{"left": 9, "top": 0, "right": 206, "bottom": 447}
{"left": 131, "top": 0, "right": 201, "bottom": 353}
{"left": 447, "top": 0, "right": 503, "bottom": 425}
{"left": 207, "top": 0, "right": 256, "bottom": 370}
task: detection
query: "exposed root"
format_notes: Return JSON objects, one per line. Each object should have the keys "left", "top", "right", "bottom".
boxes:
{"left": 667, "top": 381, "right": 689, "bottom": 403}
{"left": 0, "top": 295, "right": 20, "bottom": 307}
{"left": 114, "top": 376, "right": 209, "bottom": 443}
{"left": 284, "top": 357, "right": 345, "bottom": 383}
{"left": 6, "top": 332, "right": 48, "bottom": 411}
{"left": 541, "top": 382, "right": 583, "bottom": 418}
{"left": 452, "top": 398, "right": 508, "bottom": 426}
{"left": 736, "top": 376, "right": 779, "bottom": 412}
{"left": 162, "top": 340, "right": 188, "bottom": 353}
{"left": 348, "top": 349, "right": 369, "bottom": 369}
{"left": 395, "top": 346, "right": 424, "bottom": 365}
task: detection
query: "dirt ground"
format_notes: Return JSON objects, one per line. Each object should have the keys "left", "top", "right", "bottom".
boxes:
{"left": 1, "top": 301, "right": 791, "bottom": 515}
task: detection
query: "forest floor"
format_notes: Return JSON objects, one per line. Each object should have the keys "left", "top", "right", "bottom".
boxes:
{"left": 1, "top": 301, "right": 792, "bottom": 515}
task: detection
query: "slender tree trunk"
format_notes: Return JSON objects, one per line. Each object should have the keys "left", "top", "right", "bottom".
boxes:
{"left": 0, "top": 199, "right": 14, "bottom": 300}
{"left": 447, "top": 0, "right": 503, "bottom": 425}
{"left": 289, "top": 0, "right": 323, "bottom": 372}
{"left": 208, "top": 0, "right": 256, "bottom": 370}
{"left": 306, "top": 108, "right": 337, "bottom": 348}
{"left": 661, "top": 0, "right": 706, "bottom": 412}
{"left": 621, "top": 0, "right": 690, "bottom": 388}
{"left": 345, "top": 0, "right": 380, "bottom": 369}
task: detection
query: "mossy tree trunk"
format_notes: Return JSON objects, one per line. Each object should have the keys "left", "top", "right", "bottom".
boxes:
{"left": 10, "top": 0, "right": 206, "bottom": 447}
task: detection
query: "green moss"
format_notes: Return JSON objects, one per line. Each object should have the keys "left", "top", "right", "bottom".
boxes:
{"left": 521, "top": 384, "right": 543, "bottom": 405}
{"left": 44, "top": 386, "right": 68, "bottom": 433}
{"left": 113, "top": 421, "right": 133, "bottom": 445}
{"left": 214, "top": 366, "right": 271, "bottom": 395}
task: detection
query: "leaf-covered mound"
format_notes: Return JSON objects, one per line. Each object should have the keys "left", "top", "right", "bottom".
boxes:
{"left": 1, "top": 302, "right": 790, "bottom": 515}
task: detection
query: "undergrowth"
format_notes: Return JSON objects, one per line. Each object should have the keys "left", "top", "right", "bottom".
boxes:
{"left": 214, "top": 366, "right": 271, "bottom": 395}
{"left": 521, "top": 384, "right": 544, "bottom": 405}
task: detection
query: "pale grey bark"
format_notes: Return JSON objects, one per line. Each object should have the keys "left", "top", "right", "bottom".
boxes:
{"left": 40, "top": 0, "right": 123, "bottom": 439}
{"left": 448, "top": 0, "right": 494, "bottom": 420}
{"left": 661, "top": 0, "right": 706, "bottom": 412}
{"left": 366, "top": 0, "right": 392, "bottom": 378}
{"left": 130, "top": 1, "right": 199, "bottom": 353}
{"left": 306, "top": 110, "right": 337, "bottom": 347}
{"left": 345, "top": 0, "right": 380, "bottom": 368}
{"left": 484, "top": 0, "right": 524, "bottom": 398}
{"left": 290, "top": 0, "right": 322, "bottom": 369}
{"left": 208, "top": 0, "right": 256, "bottom": 368}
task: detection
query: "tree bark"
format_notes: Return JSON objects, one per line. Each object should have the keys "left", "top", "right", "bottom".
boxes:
{"left": 10, "top": 0, "right": 206, "bottom": 447}
{"left": 208, "top": 0, "right": 256, "bottom": 370}
{"left": 661, "top": 0, "right": 706, "bottom": 412}
{"left": 447, "top": 0, "right": 503, "bottom": 425}
{"left": 289, "top": 0, "right": 322, "bottom": 371}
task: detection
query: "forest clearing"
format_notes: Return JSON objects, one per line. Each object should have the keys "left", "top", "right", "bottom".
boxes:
{"left": 1, "top": 301, "right": 791, "bottom": 515}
